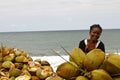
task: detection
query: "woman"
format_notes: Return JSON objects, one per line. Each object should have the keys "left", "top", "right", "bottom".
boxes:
{"left": 79, "top": 24, "right": 105, "bottom": 53}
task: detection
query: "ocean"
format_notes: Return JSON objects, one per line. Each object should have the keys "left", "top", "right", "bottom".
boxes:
{"left": 0, "top": 29, "right": 120, "bottom": 71}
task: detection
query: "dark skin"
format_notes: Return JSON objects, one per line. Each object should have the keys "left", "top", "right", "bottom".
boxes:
{"left": 87, "top": 27, "right": 101, "bottom": 51}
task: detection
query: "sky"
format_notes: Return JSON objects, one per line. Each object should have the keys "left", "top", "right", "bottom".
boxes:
{"left": 0, "top": 0, "right": 120, "bottom": 32}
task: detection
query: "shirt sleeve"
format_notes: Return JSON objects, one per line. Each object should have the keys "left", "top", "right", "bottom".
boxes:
{"left": 79, "top": 40, "right": 86, "bottom": 52}
{"left": 98, "top": 41, "right": 105, "bottom": 52}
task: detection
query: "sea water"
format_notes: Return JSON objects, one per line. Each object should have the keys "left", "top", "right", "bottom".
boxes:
{"left": 0, "top": 29, "right": 120, "bottom": 71}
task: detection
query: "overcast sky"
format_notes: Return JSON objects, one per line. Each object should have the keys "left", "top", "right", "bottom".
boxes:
{"left": 0, "top": 0, "right": 120, "bottom": 32}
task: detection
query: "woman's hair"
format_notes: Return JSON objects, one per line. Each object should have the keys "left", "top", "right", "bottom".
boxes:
{"left": 90, "top": 24, "right": 102, "bottom": 33}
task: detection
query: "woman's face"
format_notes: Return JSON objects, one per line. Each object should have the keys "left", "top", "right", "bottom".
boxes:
{"left": 89, "top": 27, "right": 101, "bottom": 41}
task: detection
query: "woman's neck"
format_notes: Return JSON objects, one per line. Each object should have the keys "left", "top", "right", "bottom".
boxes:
{"left": 88, "top": 39, "right": 98, "bottom": 44}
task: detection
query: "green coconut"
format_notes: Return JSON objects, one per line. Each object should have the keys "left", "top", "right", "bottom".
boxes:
{"left": 36, "top": 68, "right": 42, "bottom": 76}
{"left": 2, "top": 61, "right": 14, "bottom": 69}
{"left": 3, "top": 53, "right": 15, "bottom": 61}
{"left": 69, "top": 48, "right": 86, "bottom": 68}
{"left": 76, "top": 76, "right": 88, "bottom": 80}
{"left": 21, "top": 70, "right": 31, "bottom": 77}
{"left": 83, "top": 49, "right": 105, "bottom": 71}
{"left": 15, "top": 55, "right": 26, "bottom": 62}
{"left": 9, "top": 76, "right": 15, "bottom": 80}
{"left": 100, "top": 53, "right": 120, "bottom": 75}
{"left": 9, "top": 67, "right": 21, "bottom": 77}
{"left": 89, "top": 69, "right": 113, "bottom": 80}
{"left": 22, "top": 64, "right": 29, "bottom": 70}
{"left": 56, "top": 61, "right": 80, "bottom": 80}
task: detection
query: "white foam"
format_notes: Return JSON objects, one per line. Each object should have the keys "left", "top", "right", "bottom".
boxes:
{"left": 32, "top": 55, "right": 69, "bottom": 72}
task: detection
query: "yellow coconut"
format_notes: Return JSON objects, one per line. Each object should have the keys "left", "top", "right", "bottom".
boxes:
{"left": 89, "top": 69, "right": 113, "bottom": 80}
{"left": 83, "top": 49, "right": 105, "bottom": 71}
{"left": 76, "top": 76, "right": 88, "bottom": 80}
{"left": 69, "top": 48, "right": 86, "bottom": 68}
{"left": 100, "top": 53, "right": 120, "bottom": 75}
{"left": 56, "top": 61, "right": 80, "bottom": 80}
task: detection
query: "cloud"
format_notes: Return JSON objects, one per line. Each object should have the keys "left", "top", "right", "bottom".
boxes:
{"left": 0, "top": 0, "right": 120, "bottom": 32}
{"left": 0, "top": 0, "right": 120, "bottom": 17}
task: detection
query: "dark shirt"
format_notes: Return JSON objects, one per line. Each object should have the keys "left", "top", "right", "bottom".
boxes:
{"left": 79, "top": 39, "right": 105, "bottom": 53}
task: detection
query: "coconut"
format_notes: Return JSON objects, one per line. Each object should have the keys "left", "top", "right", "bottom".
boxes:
{"left": 83, "top": 49, "right": 105, "bottom": 71}
{"left": 9, "top": 67, "right": 21, "bottom": 77}
{"left": 36, "top": 66, "right": 53, "bottom": 79}
{"left": 15, "top": 75, "right": 31, "bottom": 80}
{"left": 56, "top": 61, "right": 80, "bottom": 80}
{"left": 0, "top": 77, "right": 9, "bottom": 80}
{"left": 3, "top": 53, "right": 15, "bottom": 61}
{"left": 9, "top": 76, "right": 15, "bottom": 80}
{"left": 2, "top": 46, "right": 13, "bottom": 57}
{"left": 69, "top": 48, "right": 86, "bottom": 68}
{"left": 22, "top": 64, "right": 29, "bottom": 70}
{"left": 2, "top": 61, "right": 14, "bottom": 69}
{"left": 13, "top": 48, "right": 22, "bottom": 56}
{"left": 45, "top": 75, "right": 64, "bottom": 80}
{"left": 15, "top": 55, "right": 28, "bottom": 63}
{"left": 41, "top": 60, "right": 51, "bottom": 66}
{"left": 14, "top": 62, "right": 24, "bottom": 69}
{"left": 36, "top": 68, "right": 42, "bottom": 76}
{"left": 20, "top": 70, "right": 31, "bottom": 77}
{"left": 20, "top": 51, "right": 29, "bottom": 57}
{"left": 101, "top": 53, "right": 120, "bottom": 75}
{"left": 76, "top": 76, "right": 88, "bottom": 80}
{"left": 89, "top": 69, "right": 113, "bottom": 80}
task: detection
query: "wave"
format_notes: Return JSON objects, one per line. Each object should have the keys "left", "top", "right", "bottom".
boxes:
{"left": 32, "top": 55, "right": 69, "bottom": 72}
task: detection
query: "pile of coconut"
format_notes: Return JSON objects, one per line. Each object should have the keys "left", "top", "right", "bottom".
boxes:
{"left": 1, "top": 45, "right": 120, "bottom": 80}
{"left": 0, "top": 46, "right": 64, "bottom": 80}
{"left": 56, "top": 48, "right": 120, "bottom": 80}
